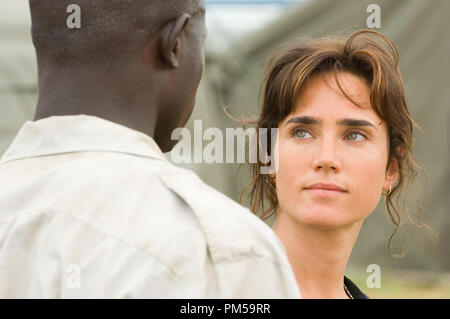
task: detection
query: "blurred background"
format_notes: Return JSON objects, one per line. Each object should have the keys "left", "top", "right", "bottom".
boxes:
{"left": 0, "top": 0, "right": 449, "bottom": 298}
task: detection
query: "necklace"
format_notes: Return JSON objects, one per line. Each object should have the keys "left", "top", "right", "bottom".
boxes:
{"left": 344, "top": 283, "right": 354, "bottom": 299}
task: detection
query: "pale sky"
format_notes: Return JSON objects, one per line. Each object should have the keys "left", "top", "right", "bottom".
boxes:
{"left": 205, "top": 0, "right": 305, "bottom": 49}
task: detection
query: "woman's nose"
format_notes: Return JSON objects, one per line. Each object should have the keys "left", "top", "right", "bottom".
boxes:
{"left": 312, "top": 138, "right": 342, "bottom": 172}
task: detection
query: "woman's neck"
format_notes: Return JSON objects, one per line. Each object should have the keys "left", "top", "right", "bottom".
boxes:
{"left": 273, "top": 211, "right": 363, "bottom": 299}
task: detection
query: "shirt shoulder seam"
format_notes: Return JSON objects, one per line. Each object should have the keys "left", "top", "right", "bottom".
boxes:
{"left": 0, "top": 149, "right": 165, "bottom": 166}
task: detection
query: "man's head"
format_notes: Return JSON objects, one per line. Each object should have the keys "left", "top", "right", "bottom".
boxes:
{"left": 29, "top": 0, "right": 207, "bottom": 151}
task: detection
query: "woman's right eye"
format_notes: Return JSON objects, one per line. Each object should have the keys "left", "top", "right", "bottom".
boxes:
{"left": 293, "top": 128, "right": 312, "bottom": 139}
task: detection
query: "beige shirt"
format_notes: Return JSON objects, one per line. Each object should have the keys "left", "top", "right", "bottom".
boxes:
{"left": 0, "top": 115, "right": 301, "bottom": 298}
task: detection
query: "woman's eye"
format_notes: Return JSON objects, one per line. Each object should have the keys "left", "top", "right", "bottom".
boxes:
{"left": 346, "top": 132, "right": 365, "bottom": 141}
{"left": 291, "top": 129, "right": 365, "bottom": 140}
{"left": 294, "top": 129, "right": 312, "bottom": 139}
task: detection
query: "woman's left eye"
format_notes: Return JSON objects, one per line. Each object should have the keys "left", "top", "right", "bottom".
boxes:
{"left": 346, "top": 132, "right": 366, "bottom": 141}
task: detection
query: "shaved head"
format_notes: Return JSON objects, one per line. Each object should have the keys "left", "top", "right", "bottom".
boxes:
{"left": 30, "top": 0, "right": 207, "bottom": 152}
{"left": 29, "top": 0, "right": 205, "bottom": 69}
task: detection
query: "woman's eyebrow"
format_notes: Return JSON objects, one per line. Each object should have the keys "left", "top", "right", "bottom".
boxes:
{"left": 285, "top": 116, "right": 321, "bottom": 126}
{"left": 337, "top": 118, "right": 377, "bottom": 129}
{"left": 284, "top": 116, "right": 378, "bottom": 130}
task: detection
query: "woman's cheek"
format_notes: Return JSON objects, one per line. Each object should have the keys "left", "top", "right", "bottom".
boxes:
{"left": 279, "top": 147, "right": 309, "bottom": 179}
{"left": 276, "top": 147, "right": 306, "bottom": 197}
{"left": 349, "top": 155, "right": 386, "bottom": 214}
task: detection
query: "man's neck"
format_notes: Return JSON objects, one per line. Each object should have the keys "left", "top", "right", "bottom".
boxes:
{"left": 34, "top": 68, "right": 159, "bottom": 139}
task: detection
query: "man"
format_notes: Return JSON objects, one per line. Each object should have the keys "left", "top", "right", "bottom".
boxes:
{"left": 0, "top": 0, "right": 300, "bottom": 298}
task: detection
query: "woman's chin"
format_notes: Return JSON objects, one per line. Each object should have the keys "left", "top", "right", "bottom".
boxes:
{"left": 294, "top": 207, "right": 355, "bottom": 229}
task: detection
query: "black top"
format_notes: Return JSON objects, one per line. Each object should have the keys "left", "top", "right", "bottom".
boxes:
{"left": 344, "top": 276, "right": 370, "bottom": 299}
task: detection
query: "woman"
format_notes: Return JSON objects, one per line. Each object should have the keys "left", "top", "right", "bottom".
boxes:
{"left": 242, "top": 30, "right": 420, "bottom": 298}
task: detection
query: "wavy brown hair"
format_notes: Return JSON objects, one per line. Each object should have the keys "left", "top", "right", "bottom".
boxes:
{"left": 240, "top": 29, "right": 429, "bottom": 255}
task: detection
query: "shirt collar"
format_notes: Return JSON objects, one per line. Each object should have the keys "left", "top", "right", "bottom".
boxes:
{"left": 1, "top": 114, "right": 167, "bottom": 164}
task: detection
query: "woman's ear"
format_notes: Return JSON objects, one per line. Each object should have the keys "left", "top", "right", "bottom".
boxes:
{"left": 158, "top": 13, "right": 191, "bottom": 68}
{"left": 383, "top": 157, "right": 399, "bottom": 192}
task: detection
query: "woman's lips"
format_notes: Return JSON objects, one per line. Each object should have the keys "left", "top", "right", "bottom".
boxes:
{"left": 305, "top": 188, "right": 345, "bottom": 197}
{"left": 305, "top": 182, "right": 346, "bottom": 191}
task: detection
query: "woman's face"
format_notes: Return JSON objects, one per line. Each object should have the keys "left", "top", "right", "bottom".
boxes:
{"left": 274, "top": 72, "right": 397, "bottom": 229}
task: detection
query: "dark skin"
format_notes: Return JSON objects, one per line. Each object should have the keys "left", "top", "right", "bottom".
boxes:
{"left": 34, "top": 3, "right": 207, "bottom": 152}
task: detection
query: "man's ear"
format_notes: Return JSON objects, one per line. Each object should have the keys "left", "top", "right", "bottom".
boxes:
{"left": 159, "top": 14, "right": 191, "bottom": 68}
